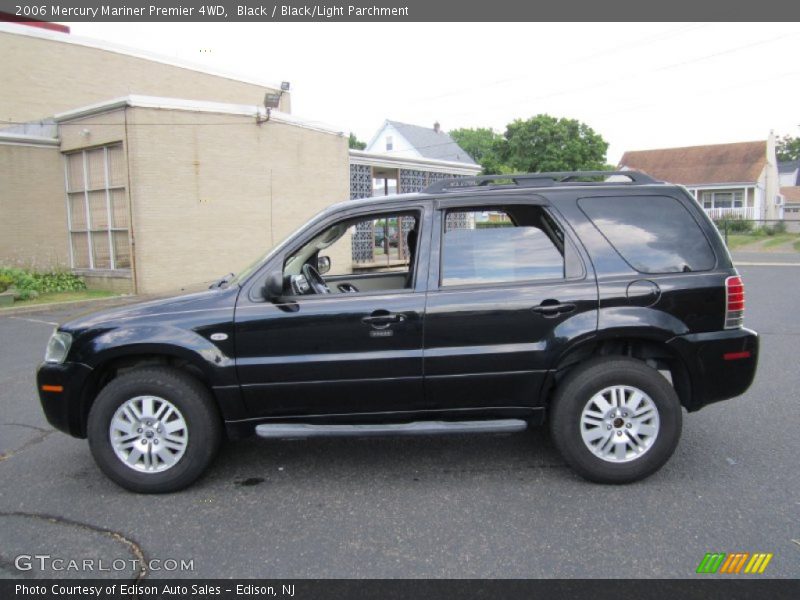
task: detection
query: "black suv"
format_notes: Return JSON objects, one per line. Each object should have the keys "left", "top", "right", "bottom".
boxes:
{"left": 37, "top": 171, "right": 758, "bottom": 493}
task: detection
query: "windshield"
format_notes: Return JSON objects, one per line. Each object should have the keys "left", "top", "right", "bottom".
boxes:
{"left": 228, "top": 216, "right": 321, "bottom": 286}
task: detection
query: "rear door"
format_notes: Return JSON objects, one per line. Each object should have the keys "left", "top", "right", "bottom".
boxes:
{"left": 423, "top": 198, "right": 598, "bottom": 411}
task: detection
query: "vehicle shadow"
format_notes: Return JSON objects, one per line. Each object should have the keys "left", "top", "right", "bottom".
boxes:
{"left": 208, "top": 426, "right": 568, "bottom": 488}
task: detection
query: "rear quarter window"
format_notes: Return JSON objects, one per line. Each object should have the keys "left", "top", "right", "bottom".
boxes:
{"left": 578, "top": 195, "right": 716, "bottom": 273}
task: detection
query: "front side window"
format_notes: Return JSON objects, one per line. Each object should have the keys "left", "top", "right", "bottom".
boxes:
{"left": 579, "top": 195, "right": 716, "bottom": 273}
{"left": 283, "top": 211, "right": 420, "bottom": 295}
{"left": 440, "top": 206, "right": 565, "bottom": 287}
{"left": 65, "top": 145, "right": 131, "bottom": 270}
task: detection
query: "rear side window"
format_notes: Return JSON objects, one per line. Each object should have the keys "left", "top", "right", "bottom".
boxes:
{"left": 441, "top": 206, "right": 565, "bottom": 286}
{"left": 578, "top": 195, "right": 716, "bottom": 273}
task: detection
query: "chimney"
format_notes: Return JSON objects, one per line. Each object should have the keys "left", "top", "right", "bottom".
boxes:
{"left": 433, "top": 121, "right": 440, "bottom": 133}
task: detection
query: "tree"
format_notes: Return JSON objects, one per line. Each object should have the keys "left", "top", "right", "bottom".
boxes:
{"left": 449, "top": 127, "right": 509, "bottom": 174}
{"left": 777, "top": 133, "right": 800, "bottom": 162}
{"left": 348, "top": 132, "right": 366, "bottom": 150}
{"left": 498, "top": 114, "right": 609, "bottom": 173}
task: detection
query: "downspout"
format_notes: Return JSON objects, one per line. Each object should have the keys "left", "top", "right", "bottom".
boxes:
{"left": 123, "top": 106, "right": 139, "bottom": 295}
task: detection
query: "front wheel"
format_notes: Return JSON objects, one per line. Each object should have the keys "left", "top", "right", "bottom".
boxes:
{"left": 87, "top": 367, "right": 222, "bottom": 493}
{"left": 549, "top": 357, "right": 682, "bottom": 484}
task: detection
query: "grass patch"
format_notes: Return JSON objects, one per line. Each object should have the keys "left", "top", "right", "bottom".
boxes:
{"left": 1, "top": 289, "right": 117, "bottom": 309}
{"left": 725, "top": 234, "right": 760, "bottom": 249}
{"left": 794, "top": 239, "right": 800, "bottom": 253}
{"left": 761, "top": 233, "right": 799, "bottom": 248}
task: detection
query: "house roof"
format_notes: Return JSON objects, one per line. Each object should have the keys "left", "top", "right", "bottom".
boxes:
{"left": 781, "top": 186, "right": 800, "bottom": 204}
{"left": 349, "top": 149, "right": 481, "bottom": 175}
{"left": 386, "top": 120, "right": 478, "bottom": 166}
{"left": 778, "top": 160, "right": 800, "bottom": 174}
{"left": 618, "top": 141, "right": 767, "bottom": 185}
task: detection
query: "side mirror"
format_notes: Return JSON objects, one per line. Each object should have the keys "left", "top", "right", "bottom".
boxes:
{"left": 317, "top": 255, "right": 331, "bottom": 275}
{"left": 263, "top": 271, "right": 284, "bottom": 299}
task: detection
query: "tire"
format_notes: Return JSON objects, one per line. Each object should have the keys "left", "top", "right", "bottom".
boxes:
{"left": 549, "top": 357, "right": 682, "bottom": 484}
{"left": 87, "top": 367, "right": 222, "bottom": 493}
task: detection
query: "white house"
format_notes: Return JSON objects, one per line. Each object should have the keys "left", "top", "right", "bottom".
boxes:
{"left": 619, "top": 134, "right": 783, "bottom": 221}
{"left": 365, "top": 120, "right": 479, "bottom": 166}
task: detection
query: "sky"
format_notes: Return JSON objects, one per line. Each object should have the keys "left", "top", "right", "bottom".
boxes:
{"left": 69, "top": 22, "right": 800, "bottom": 164}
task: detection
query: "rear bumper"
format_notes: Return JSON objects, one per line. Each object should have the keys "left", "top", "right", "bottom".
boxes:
{"left": 667, "top": 327, "right": 759, "bottom": 411}
{"left": 36, "top": 361, "right": 93, "bottom": 438}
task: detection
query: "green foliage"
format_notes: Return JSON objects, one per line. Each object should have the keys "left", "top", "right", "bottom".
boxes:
{"left": 760, "top": 221, "right": 787, "bottom": 236}
{"left": 714, "top": 218, "right": 753, "bottom": 233}
{"left": 348, "top": 132, "right": 367, "bottom": 150}
{"left": 0, "top": 268, "right": 86, "bottom": 293}
{"left": 449, "top": 128, "right": 510, "bottom": 175}
{"left": 498, "top": 114, "right": 610, "bottom": 173}
{"left": 13, "top": 289, "right": 39, "bottom": 301}
{"left": 0, "top": 274, "right": 14, "bottom": 293}
{"left": 776, "top": 134, "right": 800, "bottom": 162}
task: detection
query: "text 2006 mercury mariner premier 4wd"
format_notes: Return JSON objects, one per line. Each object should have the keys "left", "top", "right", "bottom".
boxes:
{"left": 37, "top": 171, "right": 758, "bottom": 493}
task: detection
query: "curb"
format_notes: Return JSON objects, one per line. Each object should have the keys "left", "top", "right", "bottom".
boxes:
{"left": 0, "top": 294, "right": 140, "bottom": 316}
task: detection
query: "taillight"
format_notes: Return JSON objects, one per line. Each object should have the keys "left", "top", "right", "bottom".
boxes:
{"left": 725, "top": 275, "right": 745, "bottom": 329}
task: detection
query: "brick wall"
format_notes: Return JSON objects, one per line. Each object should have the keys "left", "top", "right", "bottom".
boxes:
{"left": 123, "top": 107, "right": 348, "bottom": 294}
{"left": 0, "top": 142, "right": 68, "bottom": 270}
{"left": 0, "top": 29, "right": 289, "bottom": 123}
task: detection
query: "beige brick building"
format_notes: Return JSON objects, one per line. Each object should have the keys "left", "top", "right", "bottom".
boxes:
{"left": 0, "top": 22, "right": 290, "bottom": 123}
{"left": 0, "top": 23, "right": 348, "bottom": 295}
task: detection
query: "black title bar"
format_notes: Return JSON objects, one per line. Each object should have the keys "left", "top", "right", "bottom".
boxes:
{"left": 2, "top": 0, "right": 800, "bottom": 22}
{"left": 3, "top": 579, "right": 800, "bottom": 600}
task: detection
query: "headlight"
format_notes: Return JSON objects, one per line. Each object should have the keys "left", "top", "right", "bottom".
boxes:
{"left": 45, "top": 331, "right": 72, "bottom": 364}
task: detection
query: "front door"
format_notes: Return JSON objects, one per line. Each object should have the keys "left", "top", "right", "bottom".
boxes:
{"left": 423, "top": 201, "right": 598, "bottom": 411}
{"left": 234, "top": 206, "right": 430, "bottom": 419}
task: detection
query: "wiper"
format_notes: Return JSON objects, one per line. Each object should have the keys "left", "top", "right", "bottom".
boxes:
{"left": 209, "top": 272, "right": 235, "bottom": 289}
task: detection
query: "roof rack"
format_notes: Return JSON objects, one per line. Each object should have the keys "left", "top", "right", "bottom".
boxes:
{"left": 422, "top": 170, "right": 659, "bottom": 194}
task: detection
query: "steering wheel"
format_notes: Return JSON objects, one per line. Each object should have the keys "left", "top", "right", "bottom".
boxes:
{"left": 301, "top": 263, "right": 331, "bottom": 294}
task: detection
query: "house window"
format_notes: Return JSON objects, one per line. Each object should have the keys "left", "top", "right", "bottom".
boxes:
{"left": 65, "top": 145, "right": 131, "bottom": 270}
{"left": 386, "top": 136, "right": 393, "bottom": 151}
{"left": 701, "top": 191, "right": 743, "bottom": 209}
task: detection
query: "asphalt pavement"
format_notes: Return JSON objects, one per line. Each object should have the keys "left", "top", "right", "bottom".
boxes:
{"left": 0, "top": 265, "right": 798, "bottom": 579}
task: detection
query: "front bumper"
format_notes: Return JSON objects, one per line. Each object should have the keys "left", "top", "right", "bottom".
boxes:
{"left": 667, "top": 327, "right": 759, "bottom": 411}
{"left": 36, "top": 361, "right": 93, "bottom": 438}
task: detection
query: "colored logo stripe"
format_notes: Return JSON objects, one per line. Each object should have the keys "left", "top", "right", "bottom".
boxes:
{"left": 697, "top": 553, "right": 726, "bottom": 574}
{"left": 744, "top": 553, "right": 773, "bottom": 574}
{"left": 719, "top": 553, "right": 749, "bottom": 574}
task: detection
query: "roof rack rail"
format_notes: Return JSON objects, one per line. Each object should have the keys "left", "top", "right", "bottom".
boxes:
{"left": 422, "top": 170, "right": 658, "bottom": 194}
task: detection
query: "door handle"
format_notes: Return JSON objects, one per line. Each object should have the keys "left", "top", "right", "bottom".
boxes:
{"left": 531, "top": 301, "right": 576, "bottom": 317}
{"left": 361, "top": 312, "right": 407, "bottom": 328}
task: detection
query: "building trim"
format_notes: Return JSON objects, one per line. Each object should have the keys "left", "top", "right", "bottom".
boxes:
{"left": 349, "top": 149, "right": 482, "bottom": 175}
{"left": 0, "top": 132, "right": 59, "bottom": 147}
{"left": 0, "top": 22, "right": 285, "bottom": 93}
{"left": 684, "top": 182, "right": 760, "bottom": 190}
{"left": 53, "top": 95, "right": 345, "bottom": 137}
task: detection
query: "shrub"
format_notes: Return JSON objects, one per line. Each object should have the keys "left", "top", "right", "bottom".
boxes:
{"left": 0, "top": 274, "right": 14, "bottom": 293}
{"left": 714, "top": 217, "right": 753, "bottom": 233}
{"left": 0, "top": 268, "right": 86, "bottom": 294}
{"left": 12, "top": 289, "right": 39, "bottom": 301}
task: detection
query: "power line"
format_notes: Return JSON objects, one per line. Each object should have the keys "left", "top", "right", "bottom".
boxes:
{"left": 407, "top": 23, "right": 710, "bottom": 105}
{"left": 444, "top": 29, "right": 800, "bottom": 120}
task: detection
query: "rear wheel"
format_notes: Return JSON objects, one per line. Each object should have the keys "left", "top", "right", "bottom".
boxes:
{"left": 549, "top": 357, "right": 682, "bottom": 483}
{"left": 87, "top": 367, "right": 222, "bottom": 493}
